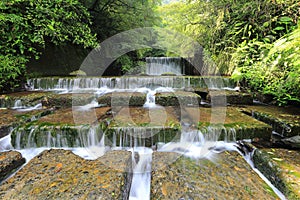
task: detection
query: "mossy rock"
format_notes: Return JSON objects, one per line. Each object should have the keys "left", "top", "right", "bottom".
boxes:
{"left": 69, "top": 70, "right": 86, "bottom": 76}
{"left": 155, "top": 91, "right": 201, "bottom": 106}
{"left": 0, "top": 149, "right": 132, "bottom": 199}
{"left": 151, "top": 151, "right": 278, "bottom": 199}
{"left": 160, "top": 72, "right": 177, "bottom": 76}
{"left": 97, "top": 92, "right": 146, "bottom": 106}
{"left": 184, "top": 107, "right": 272, "bottom": 141}
{"left": 0, "top": 151, "right": 25, "bottom": 183}
{"left": 106, "top": 127, "right": 180, "bottom": 148}
{"left": 207, "top": 90, "right": 253, "bottom": 105}
{"left": 253, "top": 148, "right": 300, "bottom": 199}
{"left": 242, "top": 105, "right": 300, "bottom": 138}
{"left": 11, "top": 124, "right": 105, "bottom": 148}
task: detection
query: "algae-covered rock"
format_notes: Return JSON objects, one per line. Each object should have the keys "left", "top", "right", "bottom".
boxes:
{"left": 11, "top": 124, "right": 106, "bottom": 149}
{"left": 207, "top": 90, "right": 253, "bottom": 105}
{"left": 155, "top": 91, "right": 201, "bottom": 106}
{"left": 0, "top": 149, "right": 132, "bottom": 199}
{"left": 184, "top": 107, "right": 272, "bottom": 141}
{"left": 107, "top": 107, "right": 181, "bottom": 147}
{"left": 151, "top": 151, "right": 278, "bottom": 199}
{"left": 0, "top": 109, "right": 53, "bottom": 139}
{"left": 98, "top": 92, "right": 146, "bottom": 106}
{"left": 242, "top": 105, "right": 300, "bottom": 147}
{"left": 253, "top": 148, "right": 300, "bottom": 199}
{"left": 0, "top": 151, "right": 25, "bottom": 183}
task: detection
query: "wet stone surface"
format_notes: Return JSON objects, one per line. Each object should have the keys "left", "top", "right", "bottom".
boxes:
{"left": 38, "top": 107, "right": 111, "bottom": 125}
{"left": 0, "top": 109, "right": 52, "bottom": 139}
{"left": 207, "top": 90, "right": 253, "bottom": 105}
{"left": 0, "top": 151, "right": 25, "bottom": 183}
{"left": 253, "top": 148, "right": 300, "bottom": 199}
{"left": 98, "top": 92, "right": 146, "bottom": 106}
{"left": 151, "top": 151, "right": 278, "bottom": 200}
{"left": 155, "top": 91, "right": 201, "bottom": 106}
{"left": 184, "top": 107, "right": 272, "bottom": 141}
{"left": 242, "top": 105, "right": 300, "bottom": 148}
{"left": 0, "top": 149, "right": 132, "bottom": 200}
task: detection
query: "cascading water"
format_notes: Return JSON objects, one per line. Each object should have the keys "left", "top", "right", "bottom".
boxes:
{"left": 27, "top": 76, "right": 236, "bottom": 92}
{"left": 146, "top": 57, "right": 185, "bottom": 75}
{"left": 129, "top": 147, "right": 153, "bottom": 200}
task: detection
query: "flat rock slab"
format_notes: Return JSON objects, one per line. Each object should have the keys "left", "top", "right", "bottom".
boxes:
{"left": 107, "top": 107, "right": 181, "bottom": 147}
{"left": 38, "top": 107, "right": 111, "bottom": 125}
{"left": 253, "top": 148, "right": 300, "bottom": 199}
{"left": 0, "top": 149, "right": 132, "bottom": 200}
{"left": 10, "top": 107, "right": 111, "bottom": 148}
{"left": 111, "top": 107, "right": 180, "bottom": 128}
{"left": 0, "top": 109, "right": 52, "bottom": 139}
{"left": 155, "top": 91, "right": 201, "bottom": 106}
{"left": 208, "top": 90, "right": 253, "bottom": 105}
{"left": 183, "top": 107, "right": 272, "bottom": 141}
{"left": 0, "top": 91, "right": 48, "bottom": 108}
{"left": 151, "top": 151, "right": 278, "bottom": 199}
{"left": 241, "top": 105, "right": 300, "bottom": 138}
{"left": 0, "top": 91, "right": 95, "bottom": 108}
{"left": 98, "top": 92, "right": 146, "bottom": 106}
{"left": 0, "top": 151, "right": 25, "bottom": 182}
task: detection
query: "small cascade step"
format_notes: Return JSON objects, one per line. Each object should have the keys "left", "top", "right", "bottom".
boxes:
{"left": 183, "top": 107, "right": 272, "bottom": 141}
{"left": 146, "top": 57, "right": 185, "bottom": 75}
{"left": 207, "top": 90, "right": 253, "bottom": 105}
{"left": 107, "top": 107, "right": 181, "bottom": 148}
{"left": 97, "top": 92, "right": 146, "bottom": 106}
{"left": 0, "top": 109, "right": 53, "bottom": 138}
{"left": 155, "top": 91, "right": 201, "bottom": 106}
{"left": 241, "top": 105, "right": 300, "bottom": 148}
{"left": 151, "top": 151, "right": 279, "bottom": 199}
{"left": 10, "top": 107, "right": 111, "bottom": 149}
{"left": 27, "top": 76, "right": 236, "bottom": 91}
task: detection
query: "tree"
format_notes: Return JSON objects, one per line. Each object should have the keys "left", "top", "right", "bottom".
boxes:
{"left": 0, "top": 0, "right": 97, "bottom": 93}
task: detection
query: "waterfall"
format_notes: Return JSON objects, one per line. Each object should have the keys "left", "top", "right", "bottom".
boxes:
{"left": 146, "top": 57, "right": 184, "bottom": 75}
{"left": 13, "top": 100, "right": 23, "bottom": 109}
{"left": 129, "top": 147, "right": 153, "bottom": 200}
{"left": 12, "top": 125, "right": 105, "bottom": 149}
{"left": 27, "top": 76, "right": 236, "bottom": 92}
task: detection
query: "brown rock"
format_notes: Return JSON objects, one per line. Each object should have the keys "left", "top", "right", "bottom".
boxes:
{"left": 0, "top": 151, "right": 25, "bottom": 182}
{"left": 0, "top": 149, "right": 132, "bottom": 200}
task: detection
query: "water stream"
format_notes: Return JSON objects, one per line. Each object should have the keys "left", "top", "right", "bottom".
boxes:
{"left": 0, "top": 74, "right": 287, "bottom": 199}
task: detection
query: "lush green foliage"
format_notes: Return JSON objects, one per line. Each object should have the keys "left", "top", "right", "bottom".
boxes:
{"left": 241, "top": 25, "right": 300, "bottom": 105}
{"left": 80, "top": 0, "right": 161, "bottom": 41}
{"left": 78, "top": 0, "right": 161, "bottom": 73}
{"left": 0, "top": 0, "right": 97, "bottom": 93}
{"left": 159, "top": 0, "right": 300, "bottom": 104}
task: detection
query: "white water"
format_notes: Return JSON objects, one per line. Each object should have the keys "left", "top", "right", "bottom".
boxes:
{"left": 242, "top": 150, "right": 286, "bottom": 200}
{"left": 15, "top": 103, "right": 42, "bottom": 112}
{"left": 143, "top": 86, "right": 174, "bottom": 108}
{"left": 27, "top": 76, "right": 235, "bottom": 92}
{"left": 0, "top": 125, "right": 287, "bottom": 199}
{"left": 146, "top": 57, "right": 184, "bottom": 75}
{"left": 129, "top": 147, "right": 153, "bottom": 200}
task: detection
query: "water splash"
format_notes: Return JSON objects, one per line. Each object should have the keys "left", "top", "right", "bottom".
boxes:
{"left": 129, "top": 147, "right": 153, "bottom": 200}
